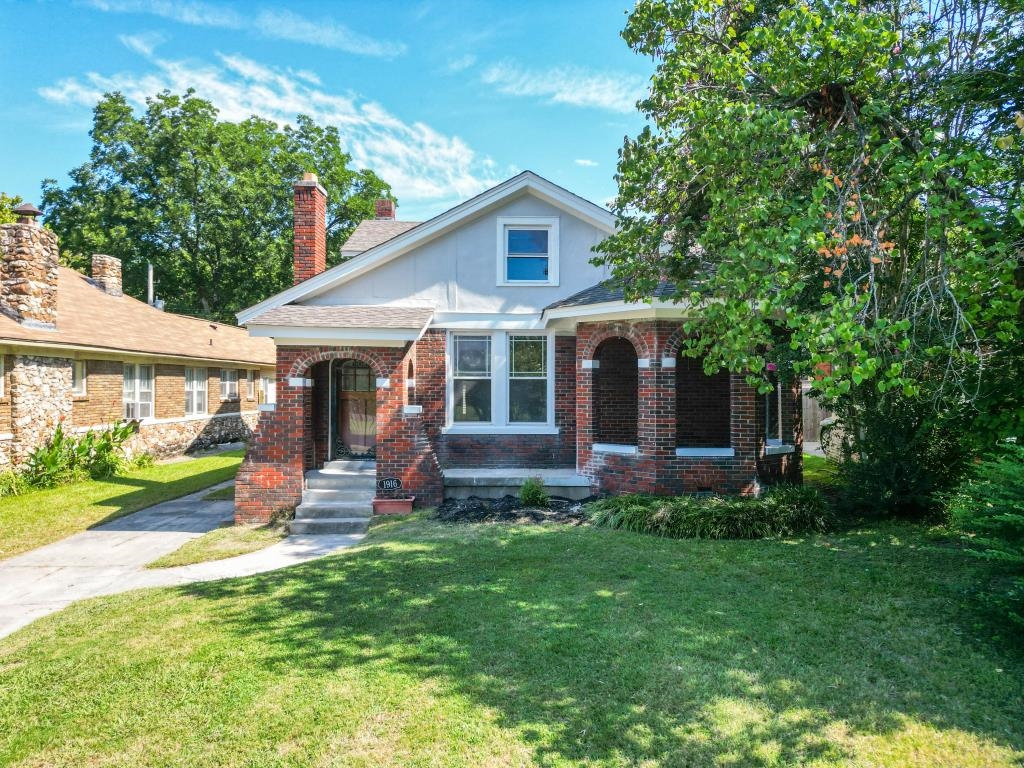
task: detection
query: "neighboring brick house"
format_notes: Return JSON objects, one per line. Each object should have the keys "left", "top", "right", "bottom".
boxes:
{"left": 235, "top": 172, "right": 801, "bottom": 522}
{"left": 0, "top": 205, "right": 275, "bottom": 465}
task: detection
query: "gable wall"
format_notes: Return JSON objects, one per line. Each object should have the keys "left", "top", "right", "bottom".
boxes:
{"left": 307, "top": 193, "right": 611, "bottom": 314}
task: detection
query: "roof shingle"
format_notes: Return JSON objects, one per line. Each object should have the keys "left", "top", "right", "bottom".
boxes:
{"left": 341, "top": 220, "right": 421, "bottom": 254}
{"left": 544, "top": 279, "right": 678, "bottom": 311}
{"left": 246, "top": 304, "right": 433, "bottom": 330}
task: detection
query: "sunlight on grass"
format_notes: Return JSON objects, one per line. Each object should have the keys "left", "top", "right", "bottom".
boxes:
{"left": 202, "top": 484, "right": 235, "bottom": 501}
{"left": 0, "top": 450, "right": 243, "bottom": 560}
{"left": 145, "top": 523, "right": 285, "bottom": 569}
{"left": 0, "top": 517, "right": 1020, "bottom": 767}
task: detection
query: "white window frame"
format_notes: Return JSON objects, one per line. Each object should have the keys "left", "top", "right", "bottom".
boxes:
{"left": 261, "top": 373, "right": 276, "bottom": 405}
{"left": 123, "top": 363, "right": 154, "bottom": 420}
{"left": 247, "top": 370, "right": 256, "bottom": 400}
{"left": 444, "top": 330, "right": 558, "bottom": 435}
{"left": 185, "top": 367, "right": 208, "bottom": 416}
{"left": 0, "top": 356, "right": 6, "bottom": 399}
{"left": 766, "top": 375, "right": 783, "bottom": 446}
{"left": 495, "top": 216, "right": 560, "bottom": 287}
{"left": 220, "top": 369, "right": 239, "bottom": 400}
{"left": 71, "top": 360, "right": 87, "bottom": 397}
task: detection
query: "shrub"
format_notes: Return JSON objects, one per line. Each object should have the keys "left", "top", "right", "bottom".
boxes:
{"left": 0, "top": 470, "right": 27, "bottom": 499}
{"left": 588, "top": 485, "right": 829, "bottom": 539}
{"left": 945, "top": 442, "right": 1024, "bottom": 626}
{"left": 24, "top": 421, "right": 137, "bottom": 489}
{"left": 519, "top": 477, "right": 549, "bottom": 508}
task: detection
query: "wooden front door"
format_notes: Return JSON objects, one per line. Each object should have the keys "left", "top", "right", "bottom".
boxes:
{"left": 337, "top": 360, "right": 376, "bottom": 458}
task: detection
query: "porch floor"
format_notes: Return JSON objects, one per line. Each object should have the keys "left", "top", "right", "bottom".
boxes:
{"left": 442, "top": 467, "right": 592, "bottom": 501}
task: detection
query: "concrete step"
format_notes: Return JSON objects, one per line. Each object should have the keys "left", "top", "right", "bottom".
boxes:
{"left": 295, "top": 501, "right": 373, "bottom": 519}
{"left": 288, "top": 517, "right": 370, "bottom": 535}
{"left": 305, "top": 471, "right": 377, "bottom": 490}
{"left": 322, "top": 459, "right": 375, "bottom": 471}
{"left": 302, "top": 488, "right": 374, "bottom": 504}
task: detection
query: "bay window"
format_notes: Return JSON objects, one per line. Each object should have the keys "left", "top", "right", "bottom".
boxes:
{"left": 123, "top": 363, "right": 154, "bottom": 419}
{"left": 447, "top": 331, "right": 554, "bottom": 432}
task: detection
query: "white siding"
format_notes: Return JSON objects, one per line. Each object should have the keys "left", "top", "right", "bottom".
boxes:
{"left": 308, "top": 193, "right": 610, "bottom": 314}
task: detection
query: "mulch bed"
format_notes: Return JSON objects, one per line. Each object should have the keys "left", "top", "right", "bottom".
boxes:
{"left": 433, "top": 495, "right": 598, "bottom": 526}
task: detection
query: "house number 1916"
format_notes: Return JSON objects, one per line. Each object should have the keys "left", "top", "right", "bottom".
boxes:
{"left": 377, "top": 477, "right": 402, "bottom": 491}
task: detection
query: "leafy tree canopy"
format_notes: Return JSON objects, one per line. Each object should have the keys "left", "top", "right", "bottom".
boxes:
{"left": 0, "top": 193, "right": 24, "bottom": 225}
{"left": 42, "top": 90, "right": 391, "bottom": 322}
{"left": 597, "top": 0, "right": 1024, "bottom": 423}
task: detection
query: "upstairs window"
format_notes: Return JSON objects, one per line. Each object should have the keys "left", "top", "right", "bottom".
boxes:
{"left": 497, "top": 217, "right": 559, "bottom": 286}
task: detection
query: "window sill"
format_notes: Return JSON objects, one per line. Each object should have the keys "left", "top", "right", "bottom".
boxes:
{"left": 73, "top": 395, "right": 88, "bottom": 402}
{"left": 676, "top": 447, "right": 735, "bottom": 458}
{"left": 442, "top": 424, "right": 559, "bottom": 436}
{"left": 593, "top": 443, "right": 638, "bottom": 455}
{"left": 496, "top": 280, "right": 559, "bottom": 288}
{"left": 765, "top": 443, "right": 796, "bottom": 456}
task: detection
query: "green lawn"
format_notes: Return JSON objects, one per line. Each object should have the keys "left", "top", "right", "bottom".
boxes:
{"left": 0, "top": 450, "right": 244, "bottom": 561}
{"left": 146, "top": 523, "right": 286, "bottom": 569}
{"left": 202, "top": 483, "right": 236, "bottom": 501}
{"left": 1, "top": 515, "right": 1021, "bottom": 767}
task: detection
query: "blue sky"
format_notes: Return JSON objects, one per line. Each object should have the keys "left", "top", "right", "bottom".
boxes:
{"left": 0, "top": 0, "right": 653, "bottom": 221}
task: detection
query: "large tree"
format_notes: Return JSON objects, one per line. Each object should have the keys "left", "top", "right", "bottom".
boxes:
{"left": 0, "top": 193, "right": 24, "bottom": 225}
{"left": 597, "top": 0, "right": 1024, "bottom": 510}
{"left": 42, "top": 90, "right": 391, "bottom": 322}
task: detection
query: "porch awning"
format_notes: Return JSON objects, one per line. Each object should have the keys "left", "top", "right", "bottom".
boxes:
{"left": 542, "top": 279, "right": 691, "bottom": 328}
{"left": 245, "top": 304, "right": 434, "bottom": 346}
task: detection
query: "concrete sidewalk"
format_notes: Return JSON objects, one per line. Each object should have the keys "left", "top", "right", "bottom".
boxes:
{"left": 0, "top": 482, "right": 363, "bottom": 639}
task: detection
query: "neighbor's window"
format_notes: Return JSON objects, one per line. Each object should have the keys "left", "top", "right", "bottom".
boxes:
{"left": 508, "top": 335, "right": 547, "bottom": 422}
{"left": 247, "top": 370, "right": 256, "bottom": 400}
{"left": 453, "top": 335, "right": 491, "bottom": 422}
{"left": 185, "top": 367, "right": 207, "bottom": 416}
{"left": 261, "top": 374, "right": 276, "bottom": 404}
{"left": 123, "top": 363, "right": 154, "bottom": 419}
{"left": 220, "top": 369, "right": 238, "bottom": 400}
{"left": 71, "top": 361, "right": 87, "bottom": 397}
{"left": 0, "top": 356, "right": 5, "bottom": 399}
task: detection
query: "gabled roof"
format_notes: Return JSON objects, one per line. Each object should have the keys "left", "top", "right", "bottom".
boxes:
{"left": 544, "top": 279, "right": 678, "bottom": 310}
{"left": 247, "top": 305, "right": 433, "bottom": 329}
{"left": 238, "top": 171, "right": 617, "bottom": 325}
{"left": 341, "top": 220, "right": 421, "bottom": 254}
{"left": 0, "top": 268, "right": 275, "bottom": 366}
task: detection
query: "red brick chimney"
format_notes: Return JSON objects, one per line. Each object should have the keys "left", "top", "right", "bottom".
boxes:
{"left": 375, "top": 198, "right": 395, "bottom": 220}
{"left": 293, "top": 173, "right": 327, "bottom": 285}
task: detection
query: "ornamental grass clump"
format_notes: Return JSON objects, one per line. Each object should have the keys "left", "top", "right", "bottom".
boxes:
{"left": 588, "top": 485, "right": 829, "bottom": 540}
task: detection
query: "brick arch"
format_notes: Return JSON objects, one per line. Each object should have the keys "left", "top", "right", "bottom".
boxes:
{"left": 661, "top": 326, "right": 692, "bottom": 360}
{"left": 581, "top": 324, "right": 651, "bottom": 360}
{"left": 288, "top": 348, "right": 388, "bottom": 379}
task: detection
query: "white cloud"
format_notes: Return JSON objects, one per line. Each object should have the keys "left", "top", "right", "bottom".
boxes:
{"left": 38, "top": 46, "right": 503, "bottom": 216}
{"left": 481, "top": 61, "right": 645, "bottom": 114}
{"left": 84, "top": 0, "right": 404, "bottom": 57}
{"left": 445, "top": 53, "right": 476, "bottom": 73}
{"left": 118, "top": 32, "right": 165, "bottom": 56}
{"left": 574, "top": 158, "right": 598, "bottom": 167}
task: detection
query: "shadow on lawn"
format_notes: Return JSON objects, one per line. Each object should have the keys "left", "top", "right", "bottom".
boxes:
{"left": 186, "top": 522, "right": 1024, "bottom": 766}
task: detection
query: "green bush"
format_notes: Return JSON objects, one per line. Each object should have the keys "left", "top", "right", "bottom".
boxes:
{"left": 588, "top": 485, "right": 830, "bottom": 539}
{"left": 519, "top": 477, "right": 549, "bottom": 508}
{"left": 24, "top": 421, "right": 137, "bottom": 489}
{"left": 945, "top": 442, "right": 1024, "bottom": 626}
{"left": 0, "top": 470, "right": 27, "bottom": 499}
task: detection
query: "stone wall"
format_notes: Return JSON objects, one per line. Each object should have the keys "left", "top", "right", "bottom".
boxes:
{"left": 127, "top": 412, "right": 258, "bottom": 458}
{"left": 10, "top": 355, "right": 73, "bottom": 463}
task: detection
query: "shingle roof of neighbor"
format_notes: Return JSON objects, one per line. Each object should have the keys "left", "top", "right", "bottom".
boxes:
{"left": 246, "top": 304, "right": 433, "bottom": 330}
{"left": 544, "top": 279, "right": 679, "bottom": 310}
{"left": 0, "top": 267, "right": 275, "bottom": 366}
{"left": 341, "top": 220, "right": 421, "bottom": 253}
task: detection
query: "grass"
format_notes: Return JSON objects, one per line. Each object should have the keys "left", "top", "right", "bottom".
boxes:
{"left": 803, "top": 454, "right": 839, "bottom": 489}
{"left": 0, "top": 450, "right": 244, "bottom": 561}
{"left": 146, "top": 523, "right": 286, "bottom": 569}
{"left": 202, "top": 484, "right": 236, "bottom": 501}
{"left": 1, "top": 515, "right": 1021, "bottom": 767}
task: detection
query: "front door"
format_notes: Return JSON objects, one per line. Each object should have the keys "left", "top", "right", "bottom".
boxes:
{"left": 336, "top": 360, "right": 376, "bottom": 458}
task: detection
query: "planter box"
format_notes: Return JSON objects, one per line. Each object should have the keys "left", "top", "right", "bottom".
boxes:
{"left": 372, "top": 497, "right": 415, "bottom": 515}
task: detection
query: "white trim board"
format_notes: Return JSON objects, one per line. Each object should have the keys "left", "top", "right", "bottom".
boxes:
{"left": 237, "top": 171, "right": 616, "bottom": 325}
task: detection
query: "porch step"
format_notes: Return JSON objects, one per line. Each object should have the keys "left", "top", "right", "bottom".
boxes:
{"left": 294, "top": 501, "right": 373, "bottom": 519}
{"left": 302, "top": 488, "right": 373, "bottom": 504}
{"left": 442, "top": 468, "right": 593, "bottom": 501}
{"left": 305, "top": 470, "right": 377, "bottom": 490}
{"left": 289, "top": 518, "right": 372, "bottom": 535}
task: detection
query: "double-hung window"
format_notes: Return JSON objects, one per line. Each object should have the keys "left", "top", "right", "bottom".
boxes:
{"left": 765, "top": 372, "right": 782, "bottom": 444}
{"left": 261, "top": 374, "right": 276, "bottom": 405}
{"left": 497, "top": 217, "right": 559, "bottom": 286}
{"left": 123, "top": 363, "right": 154, "bottom": 419}
{"left": 448, "top": 332, "right": 554, "bottom": 431}
{"left": 452, "top": 335, "right": 492, "bottom": 422}
{"left": 185, "top": 367, "right": 207, "bottom": 416}
{"left": 220, "top": 369, "right": 238, "bottom": 400}
{"left": 247, "top": 370, "right": 256, "bottom": 400}
{"left": 508, "top": 335, "right": 547, "bottom": 423}
{"left": 71, "top": 361, "right": 87, "bottom": 397}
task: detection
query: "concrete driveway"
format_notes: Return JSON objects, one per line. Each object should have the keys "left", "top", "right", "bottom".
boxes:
{"left": 0, "top": 482, "right": 364, "bottom": 639}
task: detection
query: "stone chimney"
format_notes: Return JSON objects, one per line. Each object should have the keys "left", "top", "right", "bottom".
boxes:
{"left": 375, "top": 198, "right": 395, "bottom": 220}
{"left": 293, "top": 172, "right": 327, "bottom": 285}
{"left": 91, "top": 254, "right": 123, "bottom": 296}
{"left": 0, "top": 203, "right": 59, "bottom": 329}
